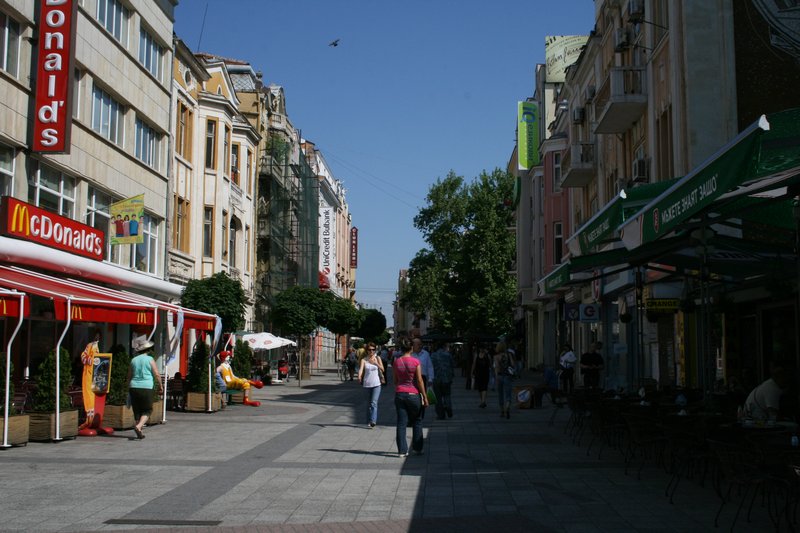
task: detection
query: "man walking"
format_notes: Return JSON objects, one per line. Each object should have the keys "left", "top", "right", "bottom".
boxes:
{"left": 430, "top": 342, "right": 454, "bottom": 419}
{"left": 412, "top": 337, "right": 434, "bottom": 418}
{"left": 580, "top": 341, "right": 605, "bottom": 389}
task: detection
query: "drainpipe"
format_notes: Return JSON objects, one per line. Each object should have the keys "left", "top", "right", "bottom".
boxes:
{"left": 2, "top": 293, "right": 25, "bottom": 448}
{"left": 54, "top": 298, "right": 73, "bottom": 441}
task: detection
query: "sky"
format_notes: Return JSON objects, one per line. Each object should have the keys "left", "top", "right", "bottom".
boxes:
{"left": 174, "top": 0, "right": 596, "bottom": 326}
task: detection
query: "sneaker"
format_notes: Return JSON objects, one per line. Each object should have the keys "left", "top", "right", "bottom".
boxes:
{"left": 368, "top": 422, "right": 375, "bottom": 428}
{"left": 399, "top": 452, "right": 408, "bottom": 457}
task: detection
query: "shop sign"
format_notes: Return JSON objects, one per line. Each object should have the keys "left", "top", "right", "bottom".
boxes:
{"left": 350, "top": 227, "right": 358, "bottom": 268}
{"left": 32, "top": 0, "right": 78, "bottom": 153}
{"left": 579, "top": 303, "right": 600, "bottom": 322}
{"left": 0, "top": 196, "right": 105, "bottom": 260}
{"left": 564, "top": 303, "right": 579, "bottom": 321}
{"left": 645, "top": 298, "right": 680, "bottom": 312}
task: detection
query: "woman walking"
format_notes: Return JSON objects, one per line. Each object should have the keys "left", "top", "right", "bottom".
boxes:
{"left": 357, "top": 342, "right": 385, "bottom": 428}
{"left": 393, "top": 338, "right": 429, "bottom": 457}
{"left": 494, "top": 341, "right": 516, "bottom": 419}
{"left": 127, "top": 334, "right": 163, "bottom": 439}
{"left": 472, "top": 348, "right": 491, "bottom": 408}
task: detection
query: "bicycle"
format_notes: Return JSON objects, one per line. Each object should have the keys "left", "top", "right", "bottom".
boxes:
{"left": 338, "top": 360, "right": 348, "bottom": 382}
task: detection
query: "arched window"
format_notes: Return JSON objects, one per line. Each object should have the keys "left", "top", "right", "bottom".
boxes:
{"left": 229, "top": 216, "right": 241, "bottom": 268}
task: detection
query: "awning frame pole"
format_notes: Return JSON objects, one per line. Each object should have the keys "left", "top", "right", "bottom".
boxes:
{"left": 163, "top": 310, "right": 184, "bottom": 423}
{"left": 2, "top": 292, "right": 25, "bottom": 448}
{"left": 54, "top": 298, "right": 73, "bottom": 441}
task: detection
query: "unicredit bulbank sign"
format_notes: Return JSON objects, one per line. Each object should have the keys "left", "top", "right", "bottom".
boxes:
{"left": 0, "top": 197, "right": 105, "bottom": 260}
{"left": 32, "top": 0, "right": 77, "bottom": 153}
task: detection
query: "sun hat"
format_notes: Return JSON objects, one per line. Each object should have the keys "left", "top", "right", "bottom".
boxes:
{"left": 132, "top": 334, "right": 154, "bottom": 353}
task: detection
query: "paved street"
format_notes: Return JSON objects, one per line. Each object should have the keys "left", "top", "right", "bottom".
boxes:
{"left": 0, "top": 369, "right": 775, "bottom": 532}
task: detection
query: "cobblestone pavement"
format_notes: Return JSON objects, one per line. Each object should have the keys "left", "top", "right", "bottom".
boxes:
{"left": 0, "top": 368, "right": 777, "bottom": 532}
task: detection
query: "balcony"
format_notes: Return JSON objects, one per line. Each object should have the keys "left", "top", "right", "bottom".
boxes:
{"left": 561, "top": 142, "right": 596, "bottom": 187}
{"left": 230, "top": 182, "right": 243, "bottom": 211}
{"left": 593, "top": 67, "right": 647, "bottom": 133}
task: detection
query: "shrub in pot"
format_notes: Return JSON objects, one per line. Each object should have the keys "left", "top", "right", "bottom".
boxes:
{"left": 103, "top": 344, "right": 134, "bottom": 429}
{"left": 185, "top": 341, "right": 220, "bottom": 411}
{"left": 29, "top": 347, "right": 78, "bottom": 441}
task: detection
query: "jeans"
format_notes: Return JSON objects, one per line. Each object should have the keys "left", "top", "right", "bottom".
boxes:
{"left": 395, "top": 392, "right": 423, "bottom": 454}
{"left": 433, "top": 381, "right": 452, "bottom": 418}
{"left": 497, "top": 374, "right": 512, "bottom": 408}
{"left": 365, "top": 385, "right": 381, "bottom": 424}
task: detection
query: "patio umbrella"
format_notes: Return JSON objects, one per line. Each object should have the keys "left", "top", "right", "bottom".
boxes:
{"left": 241, "top": 332, "right": 296, "bottom": 350}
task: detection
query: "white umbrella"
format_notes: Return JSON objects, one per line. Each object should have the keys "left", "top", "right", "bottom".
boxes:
{"left": 241, "top": 332, "right": 296, "bottom": 350}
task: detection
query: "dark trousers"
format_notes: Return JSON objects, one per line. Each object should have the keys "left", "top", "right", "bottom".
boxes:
{"left": 560, "top": 368, "right": 575, "bottom": 394}
{"left": 433, "top": 381, "right": 452, "bottom": 418}
{"left": 395, "top": 392, "right": 423, "bottom": 454}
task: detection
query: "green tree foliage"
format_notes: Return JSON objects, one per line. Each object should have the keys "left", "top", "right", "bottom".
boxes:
{"left": 271, "top": 286, "right": 328, "bottom": 336}
{"left": 187, "top": 341, "right": 217, "bottom": 393}
{"left": 32, "top": 347, "right": 72, "bottom": 412}
{"left": 405, "top": 169, "right": 515, "bottom": 338}
{"left": 106, "top": 344, "right": 131, "bottom": 405}
{"left": 324, "top": 293, "right": 361, "bottom": 335}
{"left": 355, "top": 308, "right": 387, "bottom": 343}
{"left": 181, "top": 272, "right": 245, "bottom": 333}
{"left": 232, "top": 338, "right": 253, "bottom": 379}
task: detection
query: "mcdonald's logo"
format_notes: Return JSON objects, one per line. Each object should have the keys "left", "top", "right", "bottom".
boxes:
{"left": 1, "top": 299, "right": 6, "bottom": 315}
{"left": 137, "top": 311, "right": 148, "bottom": 324}
{"left": 10, "top": 203, "right": 30, "bottom": 235}
{"left": 71, "top": 305, "right": 83, "bottom": 320}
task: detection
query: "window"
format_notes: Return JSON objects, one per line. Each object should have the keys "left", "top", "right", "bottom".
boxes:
{"left": 0, "top": 11, "right": 20, "bottom": 77}
{"left": 657, "top": 105, "right": 674, "bottom": 181}
{"left": 205, "top": 119, "right": 216, "bottom": 169}
{"left": 92, "top": 85, "right": 123, "bottom": 145}
{"left": 202, "top": 206, "right": 213, "bottom": 257}
{"left": 231, "top": 144, "right": 240, "bottom": 185}
{"left": 173, "top": 195, "right": 189, "bottom": 253}
{"left": 246, "top": 148, "right": 252, "bottom": 195}
{"left": 134, "top": 215, "right": 159, "bottom": 275}
{"left": 176, "top": 102, "right": 192, "bottom": 160}
{"left": 138, "top": 28, "right": 163, "bottom": 81}
{"left": 96, "top": 0, "right": 129, "bottom": 45}
{"left": 29, "top": 163, "right": 75, "bottom": 218}
{"left": 245, "top": 224, "right": 251, "bottom": 272}
{"left": 553, "top": 222, "right": 563, "bottom": 264}
{"left": 73, "top": 69, "right": 82, "bottom": 119}
{"left": 652, "top": 0, "right": 669, "bottom": 45}
{"left": 0, "top": 143, "right": 14, "bottom": 196}
{"left": 222, "top": 210, "right": 229, "bottom": 261}
{"left": 135, "top": 117, "right": 160, "bottom": 169}
{"left": 223, "top": 125, "right": 231, "bottom": 176}
{"left": 229, "top": 217, "right": 238, "bottom": 268}
{"left": 86, "top": 186, "right": 116, "bottom": 262}
{"left": 552, "top": 152, "right": 562, "bottom": 192}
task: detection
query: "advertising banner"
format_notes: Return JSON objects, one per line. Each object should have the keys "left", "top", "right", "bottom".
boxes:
{"left": 545, "top": 35, "right": 588, "bottom": 83}
{"left": 319, "top": 200, "right": 336, "bottom": 290}
{"left": 350, "top": 227, "right": 358, "bottom": 269}
{"left": 517, "top": 101, "right": 540, "bottom": 170}
{"left": 109, "top": 195, "right": 145, "bottom": 245}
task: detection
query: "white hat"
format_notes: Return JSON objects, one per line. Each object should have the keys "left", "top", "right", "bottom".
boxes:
{"left": 132, "top": 334, "right": 154, "bottom": 353}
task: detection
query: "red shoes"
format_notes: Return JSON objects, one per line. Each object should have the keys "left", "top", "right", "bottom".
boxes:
{"left": 249, "top": 380, "right": 264, "bottom": 389}
{"left": 243, "top": 397, "right": 261, "bottom": 407}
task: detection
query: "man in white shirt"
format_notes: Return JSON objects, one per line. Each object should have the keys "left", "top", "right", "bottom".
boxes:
{"left": 745, "top": 365, "right": 788, "bottom": 421}
{"left": 412, "top": 338, "right": 434, "bottom": 385}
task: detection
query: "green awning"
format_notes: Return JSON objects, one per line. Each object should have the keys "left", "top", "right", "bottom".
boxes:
{"left": 538, "top": 262, "right": 571, "bottom": 295}
{"left": 567, "top": 178, "right": 680, "bottom": 256}
{"left": 620, "top": 108, "right": 800, "bottom": 250}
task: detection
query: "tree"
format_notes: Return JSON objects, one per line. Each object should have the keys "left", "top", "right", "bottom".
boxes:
{"left": 405, "top": 168, "right": 515, "bottom": 339}
{"left": 232, "top": 338, "right": 253, "bottom": 379}
{"left": 31, "top": 347, "right": 72, "bottom": 412}
{"left": 187, "top": 340, "right": 216, "bottom": 393}
{"left": 355, "top": 308, "right": 387, "bottom": 343}
{"left": 271, "top": 286, "right": 328, "bottom": 337}
{"left": 181, "top": 272, "right": 246, "bottom": 333}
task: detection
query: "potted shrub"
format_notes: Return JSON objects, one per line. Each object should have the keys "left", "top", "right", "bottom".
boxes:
{"left": 149, "top": 379, "right": 164, "bottom": 425}
{"left": 29, "top": 347, "right": 78, "bottom": 441}
{"left": 103, "top": 344, "right": 135, "bottom": 430}
{"left": 0, "top": 357, "right": 29, "bottom": 446}
{"left": 185, "top": 341, "right": 221, "bottom": 411}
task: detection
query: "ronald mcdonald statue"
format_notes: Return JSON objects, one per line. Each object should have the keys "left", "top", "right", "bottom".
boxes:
{"left": 216, "top": 350, "right": 264, "bottom": 406}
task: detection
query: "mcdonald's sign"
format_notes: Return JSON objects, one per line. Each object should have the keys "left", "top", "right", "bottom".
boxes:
{"left": 71, "top": 305, "right": 83, "bottom": 320}
{"left": 0, "top": 197, "right": 105, "bottom": 260}
{"left": 0, "top": 296, "right": 26, "bottom": 317}
{"left": 137, "top": 311, "right": 148, "bottom": 324}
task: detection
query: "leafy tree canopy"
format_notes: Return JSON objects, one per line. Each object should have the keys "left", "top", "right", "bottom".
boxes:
{"left": 355, "top": 308, "right": 387, "bottom": 343}
{"left": 405, "top": 168, "right": 515, "bottom": 338}
{"left": 271, "top": 286, "right": 327, "bottom": 336}
{"left": 323, "top": 293, "right": 361, "bottom": 335}
{"left": 181, "top": 272, "right": 246, "bottom": 333}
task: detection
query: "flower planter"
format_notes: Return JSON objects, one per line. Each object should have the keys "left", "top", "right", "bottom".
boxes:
{"left": 28, "top": 410, "right": 78, "bottom": 441}
{"left": 149, "top": 400, "right": 164, "bottom": 425}
{"left": 228, "top": 391, "right": 245, "bottom": 404}
{"left": 104, "top": 404, "right": 135, "bottom": 429}
{"left": 185, "top": 392, "right": 222, "bottom": 412}
{"left": 1, "top": 414, "right": 30, "bottom": 446}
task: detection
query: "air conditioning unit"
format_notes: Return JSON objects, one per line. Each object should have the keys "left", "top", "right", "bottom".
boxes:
{"left": 584, "top": 85, "right": 596, "bottom": 103}
{"left": 632, "top": 157, "right": 650, "bottom": 182}
{"left": 572, "top": 107, "right": 585, "bottom": 124}
{"left": 628, "top": 0, "right": 645, "bottom": 24}
{"left": 614, "top": 27, "right": 630, "bottom": 52}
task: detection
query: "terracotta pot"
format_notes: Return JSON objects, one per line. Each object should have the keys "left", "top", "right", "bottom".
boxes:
{"left": 28, "top": 410, "right": 78, "bottom": 441}
{"left": 0, "top": 414, "right": 30, "bottom": 446}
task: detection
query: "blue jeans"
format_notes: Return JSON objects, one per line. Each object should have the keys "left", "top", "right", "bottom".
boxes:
{"left": 395, "top": 392, "right": 423, "bottom": 454}
{"left": 365, "top": 385, "right": 381, "bottom": 424}
{"left": 497, "top": 374, "right": 512, "bottom": 408}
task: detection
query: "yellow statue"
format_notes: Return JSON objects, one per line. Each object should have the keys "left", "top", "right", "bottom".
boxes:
{"left": 216, "top": 350, "right": 263, "bottom": 406}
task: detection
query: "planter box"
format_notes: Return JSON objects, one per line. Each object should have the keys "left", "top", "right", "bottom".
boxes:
{"left": 28, "top": 410, "right": 78, "bottom": 441}
{"left": 104, "top": 404, "right": 135, "bottom": 429}
{"left": 228, "top": 391, "right": 245, "bottom": 404}
{"left": 185, "top": 392, "right": 222, "bottom": 412}
{"left": 149, "top": 400, "right": 164, "bottom": 425}
{"left": 1, "top": 414, "right": 30, "bottom": 446}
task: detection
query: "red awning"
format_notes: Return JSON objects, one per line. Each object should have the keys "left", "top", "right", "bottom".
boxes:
{"left": 54, "top": 275, "right": 218, "bottom": 331}
{"left": 0, "top": 288, "right": 28, "bottom": 317}
{"left": 0, "top": 265, "right": 156, "bottom": 325}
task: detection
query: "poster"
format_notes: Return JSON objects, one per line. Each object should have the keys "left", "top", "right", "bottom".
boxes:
{"left": 109, "top": 194, "right": 145, "bottom": 245}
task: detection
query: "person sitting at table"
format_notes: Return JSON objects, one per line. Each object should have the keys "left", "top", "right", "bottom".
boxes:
{"left": 744, "top": 364, "right": 788, "bottom": 422}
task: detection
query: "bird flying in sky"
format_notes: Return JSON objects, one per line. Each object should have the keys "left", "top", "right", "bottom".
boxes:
{"left": 329, "top": 39, "right": 340, "bottom": 47}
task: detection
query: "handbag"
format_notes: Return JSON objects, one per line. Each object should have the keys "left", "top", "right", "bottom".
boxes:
{"left": 378, "top": 366, "right": 386, "bottom": 385}
{"left": 507, "top": 365, "right": 516, "bottom": 377}
{"left": 426, "top": 387, "right": 437, "bottom": 405}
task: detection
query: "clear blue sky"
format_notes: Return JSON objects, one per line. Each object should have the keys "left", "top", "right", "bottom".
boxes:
{"left": 174, "top": 0, "right": 595, "bottom": 326}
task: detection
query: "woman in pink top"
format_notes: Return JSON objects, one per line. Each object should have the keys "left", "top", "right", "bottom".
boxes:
{"left": 393, "top": 338, "right": 429, "bottom": 457}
